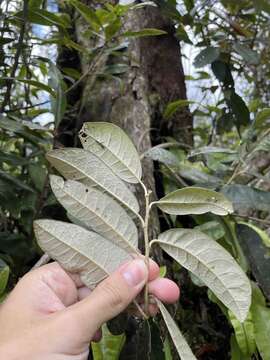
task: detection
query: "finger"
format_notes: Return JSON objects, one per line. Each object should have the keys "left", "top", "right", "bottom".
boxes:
{"left": 78, "top": 287, "right": 91, "bottom": 301}
{"left": 10, "top": 262, "right": 78, "bottom": 312}
{"left": 147, "top": 259, "right": 160, "bottom": 281}
{"left": 92, "top": 329, "right": 102, "bottom": 343}
{"left": 66, "top": 259, "right": 148, "bottom": 338}
{"left": 148, "top": 278, "right": 180, "bottom": 304}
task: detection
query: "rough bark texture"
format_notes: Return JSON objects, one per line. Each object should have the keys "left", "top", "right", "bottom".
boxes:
{"left": 139, "top": 6, "right": 193, "bottom": 146}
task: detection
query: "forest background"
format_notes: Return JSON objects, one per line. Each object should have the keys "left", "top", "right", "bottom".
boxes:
{"left": 1, "top": 0, "right": 270, "bottom": 359}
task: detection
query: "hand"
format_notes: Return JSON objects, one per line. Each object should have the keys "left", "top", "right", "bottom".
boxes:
{"left": 0, "top": 258, "right": 179, "bottom": 360}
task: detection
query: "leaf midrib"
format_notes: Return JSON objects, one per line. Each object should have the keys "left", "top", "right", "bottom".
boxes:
{"left": 156, "top": 238, "right": 245, "bottom": 320}
{"left": 48, "top": 152, "right": 139, "bottom": 215}
{"left": 39, "top": 224, "right": 108, "bottom": 275}
{"left": 59, "top": 183, "right": 138, "bottom": 253}
{"left": 83, "top": 128, "right": 140, "bottom": 181}
{"left": 158, "top": 199, "right": 231, "bottom": 213}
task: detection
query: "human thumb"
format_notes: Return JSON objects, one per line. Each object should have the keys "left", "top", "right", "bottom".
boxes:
{"left": 67, "top": 259, "right": 148, "bottom": 337}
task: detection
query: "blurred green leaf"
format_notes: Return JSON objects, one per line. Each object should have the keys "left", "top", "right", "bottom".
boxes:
{"left": 233, "top": 43, "right": 260, "bottom": 65}
{"left": 122, "top": 28, "right": 167, "bottom": 38}
{"left": 0, "top": 259, "right": 9, "bottom": 295}
{"left": 252, "top": 304, "right": 270, "bottom": 360}
{"left": 193, "top": 47, "right": 220, "bottom": 68}
{"left": 195, "top": 221, "right": 225, "bottom": 240}
{"left": 92, "top": 325, "right": 126, "bottom": 360}
{"left": 48, "top": 62, "right": 67, "bottom": 128}
{"left": 164, "top": 99, "right": 195, "bottom": 119}
{"left": 69, "top": 0, "right": 101, "bottom": 29}
{"left": 228, "top": 310, "right": 256, "bottom": 357}
{"left": 222, "top": 185, "right": 270, "bottom": 212}
{"left": 229, "top": 91, "right": 250, "bottom": 127}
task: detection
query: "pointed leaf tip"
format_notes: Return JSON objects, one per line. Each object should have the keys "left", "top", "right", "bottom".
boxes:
{"left": 156, "top": 228, "right": 251, "bottom": 322}
{"left": 79, "top": 122, "right": 142, "bottom": 184}
{"left": 156, "top": 187, "right": 234, "bottom": 216}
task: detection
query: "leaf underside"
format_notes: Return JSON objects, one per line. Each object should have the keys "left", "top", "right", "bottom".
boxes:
{"left": 79, "top": 122, "right": 142, "bottom": 184}
{"left": 50, "top": 175, "right": 139, "bottom": 254}
{"left": 157, "top": 300, "right": 197, "bottom": 360}
{"left": 34, "top": 220, "right": 130, "bottom": 289}
{"left": 157, "top": 187, "right": 234, "bottom": 216}
{"left": 155, "top": 228, "right": 251, "bottom": 322}
{"left": 46, "top": 148, "right": 139, "bottom": 215}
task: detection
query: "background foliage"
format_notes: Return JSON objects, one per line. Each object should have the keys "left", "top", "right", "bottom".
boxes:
{"left": 0, "top": 0, "right": 270, "bottom": 359}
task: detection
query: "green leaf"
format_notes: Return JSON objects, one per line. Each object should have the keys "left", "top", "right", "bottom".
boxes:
{"left": 255, "top": 108, "right": 270, "bottom": 129}
{"left": 48, "top": 62, "right": 67, "bottom": 128}
{"left": 230, "top": 335, "right": 244, "bottom": 360}
{"left": 253, "top": 135, "right": 270, "bottom": 152}
{"left": 233, "top": 43, "right": 260, "bottom": 65}
{"left": 163, "top": 336, "right": 173, "bottom": 360}
{"left": 222, "top": 185, "right": 270, "bottom": 212}
{"left": 0, "top": 259, "right": 9, "bottom": 296}
{"left": 50, "top": 175, "right": 138, "bottom": 254}
{"left": 252, "top": 304, "right": 270, "bottom": 360}
{"left": 188, "top": 146, "right": 236, "bottom": 160}
{"left": 69, "top": 0, "right": 101, "bottom": 29}
{"left": 46, "top": 148, "right": 139, "bottom": 215}
{"left": 228, "top": 310, "right": 256, "bottom": 357}
{"left": 144, "top": 148, "right": 179, "bottom": 166}
{"left": 0, "top": 37, "right": 14, "bottom": 45}
{"left": 238, "top": 222, "right": 270, "bottom": 248}
{"left": 236, "top": 224, "right": 270, "bottom": 301}
{"left": 178, "top": 165, "right": 223, "bottom": 188}
{"left": 104, "top": 18, "right": 121, "bottom": 40}
{"left": 211, "top": 60, "right": 234, "bottom": 86}
{"left": 122, "top": 28, "right": 167, "bottom": 38}
{"left": 92, "top": 325, "right": 126, "bottom": 360}
{"left": 164, "top": 100, "right": 195, "bottom": 119}
{"left": 175, "top": 24, "right": 193, "bottom": 44}
{"left": 156, "top": 187, "right": 233, "bottom": 216}
{"left": 17, "top": 79, "right": 55, "bottom": 97}
{"left": 17, "top": 9, "right": 69, "bottom": 28}
{"left": 79, "top": 122, "right": 142, "bottom": 184}
{"left": 153, "top": 229, "right": 251, "bottom": 322}
{"left": 157, "top": 300, "right": 196, "bottom": 360}
{"left": 229, "top": 91, "right": 250, "bottom": 127}
{"left": 195, "top": 221, "right": 225, "bottom": 241}
{"left": 29, "top": 163, "right": 47, "bottom": 192}
{"left": 34, "top": 220, "right": 130, "bottom": 289}
{"left": 193, "top": 47, "right": 220, "bottom": 68}
{"left": 0, "top": 169, "right": 34, "bottom": 193}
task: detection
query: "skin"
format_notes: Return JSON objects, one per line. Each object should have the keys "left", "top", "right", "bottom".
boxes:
{"left": 0, "top": 258, "right": 179, "bottom": 360}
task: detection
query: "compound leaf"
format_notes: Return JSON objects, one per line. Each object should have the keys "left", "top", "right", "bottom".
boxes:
{"left": 50, "top": 175, "right": 138, "bottom": 254}
{"left": 46, "top": 148, "right": 139, "bottom": 215}
{"left": 154, "top": 229, "right": 251, "bottom": 322}
{"left": 34, "top": 220, "right": 130, "bottom": 289}
{"left": 79, "top": 122, "right": 142, "bottom": 184}
{"left": 156, "top": 187, "right": 233, "bottom": 216}
{"left": 157, "top": 300, "right": 196, "bottom": 360}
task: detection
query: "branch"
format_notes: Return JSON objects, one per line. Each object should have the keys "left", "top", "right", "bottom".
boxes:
{"left": 1, "top": 0, "right": 28, "bottom": 112}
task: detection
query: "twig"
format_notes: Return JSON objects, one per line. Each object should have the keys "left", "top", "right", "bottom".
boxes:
{"left": 142, "top": 184, "right": 151, "bottom": 315}
{"left": 234, "top": 214, "right": 270, "bottom": 227}
{"left": 5, "top": 100, "right": 50, "bottom": 113}
{"left": 1, "top": 0, "right": 28, "bottom": 112}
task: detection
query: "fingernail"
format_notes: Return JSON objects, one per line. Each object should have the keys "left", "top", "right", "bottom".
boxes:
{"left": 121, "top": 259, "right": 148, "bottom": 287}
